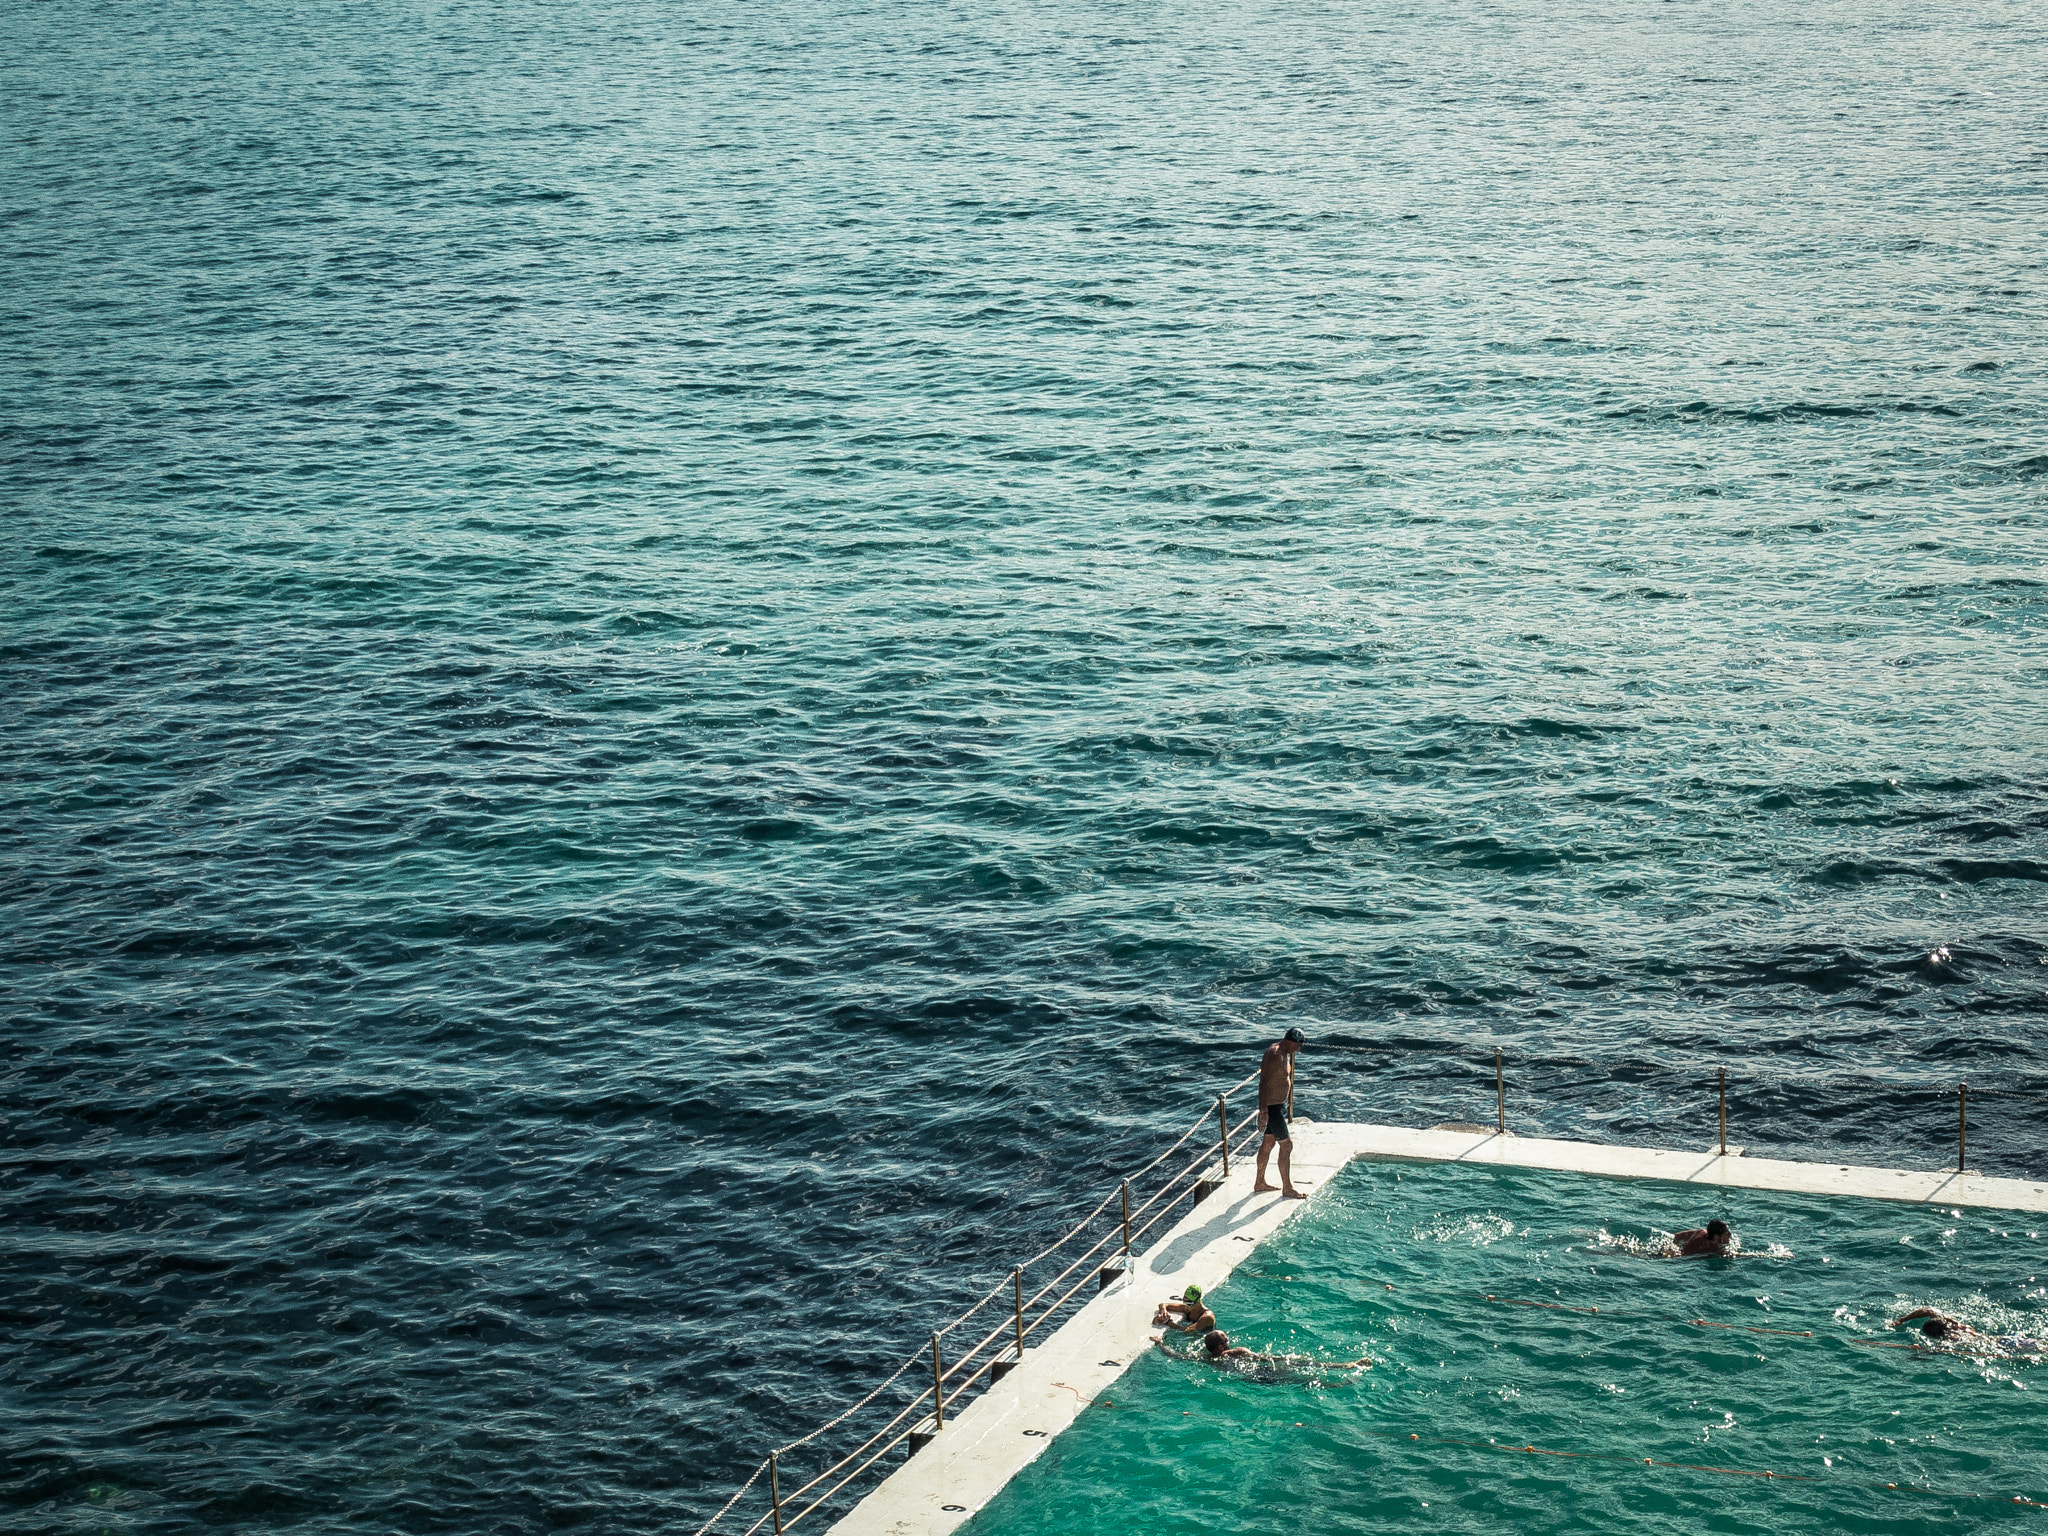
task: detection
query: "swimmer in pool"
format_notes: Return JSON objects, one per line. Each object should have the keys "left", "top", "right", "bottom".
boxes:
{"left": 1152, "top": 1328, "right": 1371, "bottom": 1371}
{"left": 1888, "top": 1308, "right": 2044, "bottom": 1355}
{"left": 1670, "top": 1219, "right": 1734, "bottom": 1258}
{"left": 1152, "top": 1285, "right": 1216, "bottom": 1334}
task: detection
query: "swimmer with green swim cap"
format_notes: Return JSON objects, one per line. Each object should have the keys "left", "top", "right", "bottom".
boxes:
{"left": 1152, "top": 1284, "right": 1216, "bottom": 1333}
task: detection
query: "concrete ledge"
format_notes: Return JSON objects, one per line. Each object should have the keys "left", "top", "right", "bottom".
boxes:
{"left": 825, "top": 1121, "right": 2048, "bottom": 1536}
{"left": 1314, "top": 1122, "right": 2048, "bottom": 1213}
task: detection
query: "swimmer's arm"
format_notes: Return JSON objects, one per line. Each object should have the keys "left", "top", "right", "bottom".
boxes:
{"left": 1890, "top": 1308, "right": 1941, "bottom": 1329}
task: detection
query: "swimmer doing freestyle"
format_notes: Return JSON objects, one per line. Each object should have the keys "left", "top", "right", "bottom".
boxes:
{"left": 1151, "top": 1328, "right": 1371, "bottom": 1371}
{"left": 1889, "top": 1308, "right": 2045, "bottom": 1355}
{"left": 1669, "top": 1219, "right": 1734, "bottom": 1258}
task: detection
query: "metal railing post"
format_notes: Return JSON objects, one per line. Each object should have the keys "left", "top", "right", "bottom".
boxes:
{"left": 1495, "top": 1048, "right": 1504, "bottom": 1134}
{"left": 931, "top": 1332, "right": 945, "bottom": 1427}
{"left": 1959, "top": 1083, "right": 1968, "bottom": 1172}
{"left": 1218, "top": 1095, "right": 1230, "bottom": 1176}
{"left": 1013, "top": 1266, "right": 1024, "bottom": 1357}
{"left": 1121, "top": 1180, "right": 1131, "bottom": 1260}
{"left": 1718, "top": 1068, "right": 1727, "bottom": 1157}
{"left": 770, "top": 1452, "right": 784, "bottom": 1536}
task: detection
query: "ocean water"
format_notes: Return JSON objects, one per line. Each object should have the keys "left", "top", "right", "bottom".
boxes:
{"left": 2, "top": 0, "right": 2046, "bottom": 1528}
{"left": 964, "top": 1161, "right": 2048, "bottom": 1535}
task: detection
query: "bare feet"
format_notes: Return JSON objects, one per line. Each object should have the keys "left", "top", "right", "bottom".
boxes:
{"left": 1282, "top": 1186, "right": 1310, "bottom": 1199}
{"left": 1252, "top": 1181, "right": 1279, "bottom": 1193}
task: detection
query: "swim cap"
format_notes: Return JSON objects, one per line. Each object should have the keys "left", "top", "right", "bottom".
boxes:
{"left": 1284, "top": 1027, "right": 1306, "bottom": 1043}
{"left": 1183, "top": 1285, "right": 1202, "bottom": 1303}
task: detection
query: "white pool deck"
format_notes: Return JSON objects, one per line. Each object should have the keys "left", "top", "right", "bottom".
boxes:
{"left": 824, "top": 1120, "right": 2048, "bottom": 1536}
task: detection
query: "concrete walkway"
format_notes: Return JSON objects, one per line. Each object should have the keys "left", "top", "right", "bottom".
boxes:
{"left": 1302, "top": 1120, "right": 2048, "bottom": 1214}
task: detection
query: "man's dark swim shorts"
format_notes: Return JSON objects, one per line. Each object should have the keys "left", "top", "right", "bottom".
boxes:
{"left": 1264, "top": 1104, "right": 1290, "bottom": 1141}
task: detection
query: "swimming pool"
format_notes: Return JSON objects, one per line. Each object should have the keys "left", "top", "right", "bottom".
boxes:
{"left": 961, "top": 1160, "right": 2048, "bottom": 1534}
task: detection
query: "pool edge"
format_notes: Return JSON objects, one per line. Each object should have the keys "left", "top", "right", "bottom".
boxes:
{"left": 1333, "top": 1122, "right": 2048, "bottom": 1214}
{"left": 823, "top": 1121, "right": 2048, "bottom": 1536}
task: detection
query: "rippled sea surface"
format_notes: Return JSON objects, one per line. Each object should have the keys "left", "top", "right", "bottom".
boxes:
{"left": 3, "top": 0, "right": 2046, "bottom": 1528}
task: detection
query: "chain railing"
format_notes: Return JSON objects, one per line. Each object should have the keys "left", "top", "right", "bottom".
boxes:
{"left": 692, "top": 1066, "right": 1280, "bottom": 1536}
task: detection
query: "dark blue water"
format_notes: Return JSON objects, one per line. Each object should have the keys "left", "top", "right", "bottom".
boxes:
{"left": 3, "top": 0, "right": 2046, "bottom": 1529}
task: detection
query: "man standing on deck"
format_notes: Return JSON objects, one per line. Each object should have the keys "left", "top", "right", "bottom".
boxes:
{"left": 1253, "top": 1028, "right": 1308, "bottom": 1199}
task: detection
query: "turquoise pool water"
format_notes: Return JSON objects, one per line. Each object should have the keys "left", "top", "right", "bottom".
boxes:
{"left": 966, "top": 1163, "right": 2048, "bottom": 1534}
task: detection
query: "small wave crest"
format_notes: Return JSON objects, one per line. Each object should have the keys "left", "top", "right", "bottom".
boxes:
{"left": 1591, "top": 1227, "right": 1670, "bottom": 1258}
{"left": 1412, "top": 1213, "right": 1523, "bottom": 1247}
